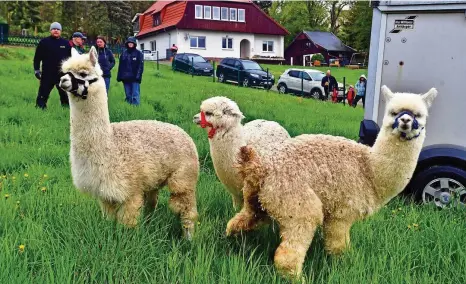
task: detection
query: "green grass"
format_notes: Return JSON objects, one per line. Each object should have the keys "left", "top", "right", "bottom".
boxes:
{"left": 0, "top": 46, "right": 464, "bottom": 283}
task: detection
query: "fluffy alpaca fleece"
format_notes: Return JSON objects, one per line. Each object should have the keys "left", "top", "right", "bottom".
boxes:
{"left": 59, "top": 47, "right": 199, "bottom": 239}
{"left": 193, "top": 96, "right": 290, "bottom": 209}
{"left": 227, "top": 85, "right": 438, "bottom": 278}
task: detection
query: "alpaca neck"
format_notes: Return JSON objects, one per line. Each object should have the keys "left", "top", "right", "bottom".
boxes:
{"left": 369, "top": 127, "right": 425, "bottom": 205}
{"left": 69, "top": 81, "right": 115, "bottom": 157}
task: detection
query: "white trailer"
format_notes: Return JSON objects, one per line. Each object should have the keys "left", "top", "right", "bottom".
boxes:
{"left": 360, "top": 0, "right": 466, "bottom": 208}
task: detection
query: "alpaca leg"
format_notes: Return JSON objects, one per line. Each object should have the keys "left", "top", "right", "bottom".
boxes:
{"left": 167, "top": 167, "right": 199, "bottom": 240}
{"left": 274, "top": 221, "right": 319, "bottom": 280}
{"left": 231, "top": 193, "right": 243, "bottom": 210}
{"left": 323, "top": 219, "right": 353, "bottom": 255}
{"left": 144, "top": 189, "right": 160, "bottom": 211}
{"left": 99, "top": 199, "right": 118, "bottom": 220}
{"left": 226, "top": 184, "right": 268, "bottom": 235}
{"left": 117, "top": 193, "right": 144, "bottom": 227}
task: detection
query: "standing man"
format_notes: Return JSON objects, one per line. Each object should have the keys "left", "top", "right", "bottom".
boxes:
{"left": 69, "top": 32, "right": 86, "bottom": 54}
{"left": 320, "top": 70, "right": 338, "bottom": 101}
{"left": 95, "top": 36, "right": 115, "bottom": 94}
{"left": 117, "top": 37, "right": 144, "bottom": 105}
{"left": 33, "top": 22, "right": 71, "bottom": 109}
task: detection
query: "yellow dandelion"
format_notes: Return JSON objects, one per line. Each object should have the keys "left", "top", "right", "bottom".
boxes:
{"left": 398, "top": 207, "right": 402, "bottom": 211}
{"left": 407, "top": 225, "right": 412, "bottom": 229}
{"left": 41, "top": 187, "right": 46, "bottom": 193}
{"left": 413, "top": 223, "right": 419, "bottom": 228}
{"left": 4, "top": 194, "right": 10, "bottom": 199}
{"left": 43, "top": 174, "right": 48, "bottom": 178}
{"left": 391, "top": 210, "right": 396, "bottom": 214}
{"left": 12, "top": 176, "right": 16, "bottom": 180}
{"left": 18, "top": 244, "right": 25, "bottom": 253}
{"left": 16, "top": 201, "right": 20, "bottom": 205}
{"left": 197, "top": 221, "right": 201, "bottom": 225}
{"left": 24, "top": 173, "right": 29, "bottom": 178}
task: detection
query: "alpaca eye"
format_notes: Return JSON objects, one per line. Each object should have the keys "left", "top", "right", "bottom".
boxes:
{"left": 205, "top": 111, "right": 213, "bottom": 116}
{"left": 414, "top": 113, "right": 421, "bottom": 118}
{"left": 390, "top": 111, "right": 398, "bottom": 116}
{"left": 79, "top": 72, "right": 87, "bottom": 78}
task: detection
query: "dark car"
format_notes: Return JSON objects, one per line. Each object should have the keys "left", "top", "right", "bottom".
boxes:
{"left": 216, "top": 58, "right": 274, "bottom": 89}
{"left": 172, "top": 53, "right": 213, "bottom": 76}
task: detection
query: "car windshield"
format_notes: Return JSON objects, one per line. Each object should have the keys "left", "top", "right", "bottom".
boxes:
{"left": 242, "top": 61, "right": 262, "bottom": 70}
{"left": 309, "top": 72, "right": 325, "bottom": 81}
{"left": 187, "top": 55, "right": 207, "bottom": 63}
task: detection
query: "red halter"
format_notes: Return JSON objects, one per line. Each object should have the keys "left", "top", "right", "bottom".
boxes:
{"left": 200, "top": 111, "right": 217, "bottom": 139}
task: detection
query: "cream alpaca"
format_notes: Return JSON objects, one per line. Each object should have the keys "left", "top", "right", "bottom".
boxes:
{"left": 59, "top": 47, "right": 199, "bottom": 239}
{"left": 228, "top": 86, "right": 438, "bottom": 278}
{"left": 193, "top": 96, "right": 290, "bottom": 209}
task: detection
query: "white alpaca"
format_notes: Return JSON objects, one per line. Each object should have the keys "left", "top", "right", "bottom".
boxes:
{"left": 193, "top": 96, "right": 290, "bottom": 209}
{"left": 229, "top": 86, "right": 438, "bottom": 278}
{"left": 59, "top": 47, "right": 199, "bottom": 239}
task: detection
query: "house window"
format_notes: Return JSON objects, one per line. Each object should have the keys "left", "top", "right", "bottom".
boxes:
{"left": 222, "top": 37, "right": 233, "bottom": 49}
{"left": 238, "top": 9, "right": 245, "bottom": 22}
{"left": 190, "top": 36, "right": 206, "bottom": 49}
{"left": 195, "top": 5, "right": 203, "bottom": 19}
{"left": 262, "top": 40, "right": 274, "bottom": 52}
{"left": 204, "top": 6, "right": 212, "bottom": 19}
{"left": 213, "top": 7, "right": 220, "bottom": 20}
{"left": 221, "top": 7, "right": 229, "bottom": 21}
{"left": 229, "top": 8, "right": 237, "bottom": 21}
{"left": 150, "top": 41, "right": 156, "bottom": 51}
{"left": 140, "top": 43, "right": 144, "bottom": 50}
{"left": 153, "top": 13, "right": 161, "bottom": 27}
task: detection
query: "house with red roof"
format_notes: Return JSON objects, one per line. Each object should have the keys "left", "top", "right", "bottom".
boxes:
{"left": 133, "top": 0, "right": 289, "bottom": 61}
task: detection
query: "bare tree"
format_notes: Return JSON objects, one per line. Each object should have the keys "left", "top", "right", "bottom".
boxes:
{"left": 325, "top": 0, "right": 351, "bottom": 34}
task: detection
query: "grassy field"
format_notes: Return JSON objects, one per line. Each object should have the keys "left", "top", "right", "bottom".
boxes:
{"left": 0, "top": 46, "right": 465, "bottom": 284}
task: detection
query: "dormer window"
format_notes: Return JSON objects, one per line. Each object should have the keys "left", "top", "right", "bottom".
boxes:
{"left": 153, "top": 13, "right": 161, "bottom": 27}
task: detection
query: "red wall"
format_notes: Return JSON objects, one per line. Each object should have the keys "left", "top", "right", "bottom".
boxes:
{"left": 284, "top": 34, "right": 327, "bottom": 66}
{"left": 177, "top": 1, "right": 288, "bottom": 36}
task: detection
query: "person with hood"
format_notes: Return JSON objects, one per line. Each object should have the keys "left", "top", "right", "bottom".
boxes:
{"left": 95, "top": 36, "right": 115, "bottom": 94}
{"left": 69, "top": 32, "right": 86, "bottom": 54}
{"left": 33, "top": 22, "right": 71, "bottom": 109}
{"left": 117, "top": 36, "right": 144, "bottom": 105}
{"left": 353, "top": 74, "right": 367, "bottom": 108}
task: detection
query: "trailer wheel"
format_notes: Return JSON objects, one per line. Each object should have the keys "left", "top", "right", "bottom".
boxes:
{"left": 411, "top": 165, "right": 466, "bottom": 209}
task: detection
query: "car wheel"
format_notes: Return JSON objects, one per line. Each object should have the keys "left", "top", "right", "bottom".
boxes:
{"left": 411, "top": 165, "right": 466, "bottom": 208}
{"left": 278, "top": 83, "right": 287, "bottom": 94}
{"left": 310, "top": 88, "right": 323, "bottom": 100}
{"left": 218, "top": 73, "right": 225, "bottom": 83}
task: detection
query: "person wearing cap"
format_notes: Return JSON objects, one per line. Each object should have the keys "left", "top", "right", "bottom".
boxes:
{"left": 95, "top": 36, "right": 115, "bottom": 94}
{"left": 117, "top": 37, "right": 144, "bottom": 105}
{"left": 321, "top": 70, "right": 338, "bottom": 101}
{"left": 353, "top": 74, "right": 367, "bottom": 108}
{"left": 69, "top": 32, "right": 86, "bottom": 54}
{"left": 33, "top": 22, "right": 72, "bottom": 109}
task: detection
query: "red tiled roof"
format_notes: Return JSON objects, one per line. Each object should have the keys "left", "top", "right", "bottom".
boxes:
{"left": 137, "top": 1, "right": 186, "bottom": 38}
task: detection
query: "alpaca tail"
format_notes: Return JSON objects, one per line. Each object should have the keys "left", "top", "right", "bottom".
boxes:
{"left": 236, "top": 146, "right": 267, "bottom": 188}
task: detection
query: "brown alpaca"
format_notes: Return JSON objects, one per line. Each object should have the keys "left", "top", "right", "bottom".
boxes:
{"left": 59, "top": 47, "right": 199, "bottom": 239}
{"left": 227, "top": 85, "right": 438, "bottom": 279}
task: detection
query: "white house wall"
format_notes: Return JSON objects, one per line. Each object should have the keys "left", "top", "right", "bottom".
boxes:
{"left": 137, "top": 32, "right": 177, "bottom": 59}
{"left": 175, "top": 29, "right": 284, "bottom": 58}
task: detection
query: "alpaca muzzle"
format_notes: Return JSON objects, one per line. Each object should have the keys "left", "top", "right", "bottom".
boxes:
{"left": 60, "top": 72, "right": 98, "bottom": 100}
{"left": 392, "top": 111, "right": 423, "bottom": 140}
{"left": 200, "top": 111, "right": 217, "bottom": 139}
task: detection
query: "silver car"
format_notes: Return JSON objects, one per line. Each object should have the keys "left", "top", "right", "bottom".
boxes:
{"left": 277, "top": 68, "right": 344, "bottom": 100}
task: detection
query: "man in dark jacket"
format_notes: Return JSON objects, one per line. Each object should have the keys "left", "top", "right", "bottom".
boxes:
{"left": 95, "top": 36, "right": 115, "bottom": 94}
{"left": 117, "top": 36, "right": 144, "bottom": 105}
{"left": 33, "top": 22, "right": 72, "bottom": 109}
{"left": 321, "top": 70, "right": 338, "bottom": 101}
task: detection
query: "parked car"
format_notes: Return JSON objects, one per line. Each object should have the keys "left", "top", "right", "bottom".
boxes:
{"left": 216, "top": 58, "right": 274, "bottom": 89}
{"left": 276, "top": 68, "right": 344, "bottom": 100}
{"left": 172, "top": 53, "right": 213, "bottom": 76}
{"left": 142, "top": 50, "right": 156, "bottom": 61}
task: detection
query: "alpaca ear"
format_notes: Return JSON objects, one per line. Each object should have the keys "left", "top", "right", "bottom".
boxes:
{"left": 223, "top": 107, "right": 243, "bottom": 118}
{"left": 71, "top": 47, "right": 79, "bottom": 58}
{"left": 381, "top": 85, "right": 394, "bottom": 101}
{"left": 89, "top": 46, "right": 98, "bottom": 66}
{"left": 421, "top": 88, "right": 438, "bottom": 108}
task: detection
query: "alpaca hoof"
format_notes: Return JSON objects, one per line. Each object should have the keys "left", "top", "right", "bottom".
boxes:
{"left": 225, "top": 217, "right": 243, "bottom": 236}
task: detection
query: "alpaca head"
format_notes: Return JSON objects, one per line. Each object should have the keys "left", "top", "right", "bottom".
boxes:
{"left": 59, "top": 46, "right": 103, "bottom": 100}
{"left": 193, "top": 97, "right": 245, "bottom": 138}
{"left": 381, "top": 85, "right": 438, "bottom": 141}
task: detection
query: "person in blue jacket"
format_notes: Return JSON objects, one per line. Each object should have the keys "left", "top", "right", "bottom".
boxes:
{"left": 95, "top": 36, "right": 115, "bottom": 94}
{"left": 33, "top": 22, "right": 71, "bottom": 109}
{"left": 117, "top": 37, "right": 144, "bottom": 105}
